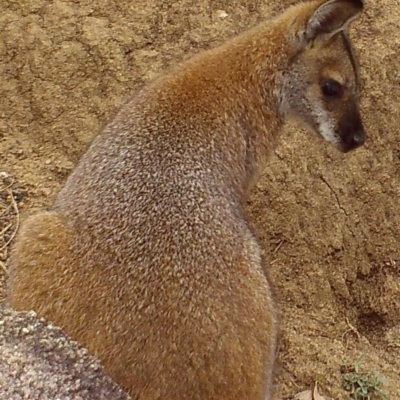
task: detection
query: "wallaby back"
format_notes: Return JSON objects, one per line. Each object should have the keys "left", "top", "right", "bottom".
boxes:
{"left": 8, "top": 1, "right": 365, "bottom": 399}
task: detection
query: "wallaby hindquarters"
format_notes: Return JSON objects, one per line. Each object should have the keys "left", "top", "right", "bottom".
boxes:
{"left": 11, "top": 209, "right": 277, "bottom": 399}
{"left": 8, "top": 0, "right": 365, "bottom": 399}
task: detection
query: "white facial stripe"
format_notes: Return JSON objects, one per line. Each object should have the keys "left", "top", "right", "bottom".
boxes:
{"left": 313, "top": 102, "right": 340, "bottom": 145}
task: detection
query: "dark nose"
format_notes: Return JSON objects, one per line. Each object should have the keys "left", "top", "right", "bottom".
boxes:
{"left": 340, "top": 130, "right": 366, "bottom": 153}
{"left": 338, "top": 106, "right": 366, "bottom": 152}
{"left": 350, "top": 130, "right": 366, "bottom": 148}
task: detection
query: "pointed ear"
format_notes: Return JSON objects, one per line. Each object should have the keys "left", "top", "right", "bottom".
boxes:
{"left": 306, "top": 0, "right": 364, "bottom": 42}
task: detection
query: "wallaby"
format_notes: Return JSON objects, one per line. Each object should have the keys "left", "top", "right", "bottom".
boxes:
{"left": 8, "top": 0, "right": 365, "bottom": 398}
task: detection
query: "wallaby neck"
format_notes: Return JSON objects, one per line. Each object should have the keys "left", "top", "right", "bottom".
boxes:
{"left": 111, "top": 21, "right": 296, "bottom": 201}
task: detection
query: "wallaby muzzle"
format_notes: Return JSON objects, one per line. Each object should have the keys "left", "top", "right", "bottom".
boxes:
{"left": 337, "top": 107, "right": 366, "bottom": 152}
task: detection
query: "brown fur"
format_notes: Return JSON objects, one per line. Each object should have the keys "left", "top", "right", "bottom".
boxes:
{"left": 8, "top": 1, "right": 365, "bottom": 399}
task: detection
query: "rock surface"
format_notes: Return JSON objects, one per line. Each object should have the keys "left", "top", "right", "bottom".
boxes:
{"left": 0, "top": 307, "right": 131, "bottom": 400}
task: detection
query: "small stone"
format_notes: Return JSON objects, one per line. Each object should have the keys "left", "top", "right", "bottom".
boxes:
{"left": 217, "top": 10, "right": 228, "bottom": 19}
{"left": 0, "top": 171, "right": 10, "bottom": 179}
{"left": 42, "top": 188, "right": 52, "bottom": 197}
{"left": 1, "top": 174, "right": 13, "bottom": 185}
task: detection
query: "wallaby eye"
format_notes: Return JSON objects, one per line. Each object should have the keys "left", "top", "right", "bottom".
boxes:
{"left": 321, "top": 79, "right": 343, "bottom": 98}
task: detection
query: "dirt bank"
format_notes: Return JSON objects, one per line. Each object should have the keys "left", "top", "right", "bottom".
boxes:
{"left": 1, "top": 0, "right": 399, "bottom": 398}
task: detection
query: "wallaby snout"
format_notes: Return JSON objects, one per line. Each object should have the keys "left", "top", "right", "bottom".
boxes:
{"left": 338, "top": 107, "right": 365, "bottom": 152}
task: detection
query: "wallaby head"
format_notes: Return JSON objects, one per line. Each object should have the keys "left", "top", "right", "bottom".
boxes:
{"left": 281, "top": 0, "right": 365, "bottom": 153}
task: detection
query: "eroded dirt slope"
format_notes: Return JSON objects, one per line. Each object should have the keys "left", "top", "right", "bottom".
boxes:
{"left": 1, "top": 0, "right": 399, "bottom": 398}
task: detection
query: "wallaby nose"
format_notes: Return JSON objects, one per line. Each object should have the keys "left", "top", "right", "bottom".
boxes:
{"left": 338, "top": 108, "right": 366, "bottom": 152}
{"left": 351, "top": 130, "right": 365, "bottom": 148}
{"left": 339, "top": 129, "right": 366, "bottom": 153}
{"left": 341, "top": 130, "right": 365, "bottom": 152}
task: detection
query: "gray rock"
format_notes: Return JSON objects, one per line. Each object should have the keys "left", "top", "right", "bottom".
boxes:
{"left": 0, "top": 307, "right": 132, "bottom": 400}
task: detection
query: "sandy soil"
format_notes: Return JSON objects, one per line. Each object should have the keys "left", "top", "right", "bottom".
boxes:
{"left": 1, "top": 0, "right": 399, "bottom": 398}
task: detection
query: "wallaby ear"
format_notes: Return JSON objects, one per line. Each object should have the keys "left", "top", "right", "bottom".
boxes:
{"left": 306, "top": 0, "right": 364, "bottom": 42}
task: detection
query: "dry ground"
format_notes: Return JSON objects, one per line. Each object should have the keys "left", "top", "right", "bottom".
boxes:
{"left": 1, "top": 0, "right": 400, "bottom": 398}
